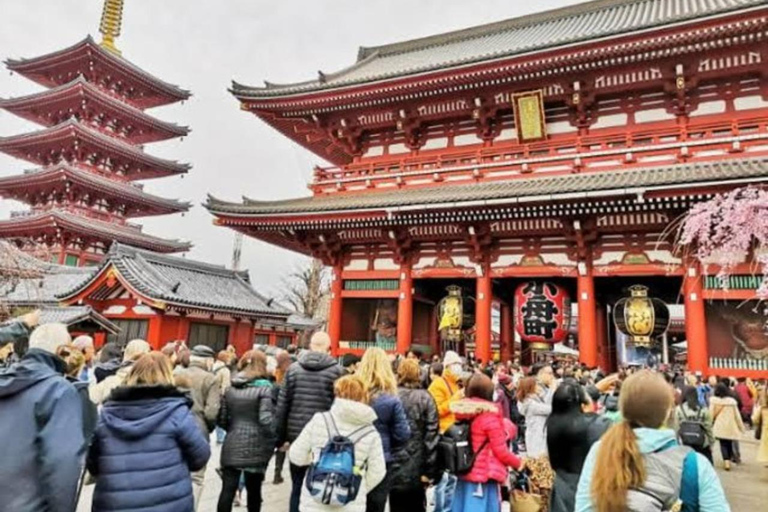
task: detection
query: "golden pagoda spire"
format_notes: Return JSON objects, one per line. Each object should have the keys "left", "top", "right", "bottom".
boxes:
{"left": 99, "top": 0, "right": 125, "bottom": 55}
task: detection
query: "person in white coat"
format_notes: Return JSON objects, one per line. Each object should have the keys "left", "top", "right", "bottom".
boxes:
{"left": 517, "top": 364, "right": 555, "bottom": 458}
{"left": 290, "top": 375, "right": 387, "bottom": 512}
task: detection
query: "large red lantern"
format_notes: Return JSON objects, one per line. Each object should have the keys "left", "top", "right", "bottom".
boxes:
{"left": 514, "top": 281, "right": 571, "bottom": 349}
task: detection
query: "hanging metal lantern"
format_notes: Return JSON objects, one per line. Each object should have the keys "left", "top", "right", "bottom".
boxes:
{"left": 438, "top": 285, "right": 464, "bottom": 344}
{"left": 613, "top": 285, "right": 670, "bottom": 348}
{"left": 514, "top": 281, "right": 571, "bottom": 350}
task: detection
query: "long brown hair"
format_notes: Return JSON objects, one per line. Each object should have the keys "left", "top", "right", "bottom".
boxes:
{"left": 515, "top": 376, "right": 538, "bottom": 402}
{"left": 125, "top": 352, "right": 174, "bottom": 386}
{"left": 238, "top": 350, "right": 269, "bottom": 381}
{"left": 591, "top": 370, "right": 674, "bottom": 512}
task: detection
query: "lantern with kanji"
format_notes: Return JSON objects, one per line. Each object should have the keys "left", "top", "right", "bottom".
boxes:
{"left": 613, "top": 285, "right": 670, "bottom": 347}
{"left": 514, "top": 281, "right": 571, "bottom": 349}
{"left": 438, "top": 285, "right": 464, "bottom": 344}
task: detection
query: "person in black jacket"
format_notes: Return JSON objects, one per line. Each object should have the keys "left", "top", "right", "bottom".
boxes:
{"left": 390, "top": 359, "right": 439, "bottom": 512}
{"left": 217, "top": 350, "right": 276, "bottom": 512}
{"left": 275, "top": 331, "right": 344, "bottom": 512}
{"left": 546, "top": 379, "right": 611, "bottom": 512}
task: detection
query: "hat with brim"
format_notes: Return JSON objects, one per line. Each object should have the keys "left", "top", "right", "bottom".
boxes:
{"left": 191, "top": 345, "right": 216, "bottom": 358}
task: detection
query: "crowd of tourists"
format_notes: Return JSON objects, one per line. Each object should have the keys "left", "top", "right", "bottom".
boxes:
{"left": 1, "top": 312, "right": 766, "bottom": 512}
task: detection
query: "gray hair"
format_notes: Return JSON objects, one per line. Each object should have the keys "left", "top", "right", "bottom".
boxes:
{"left": 29, "top": 323, "right": 71, "bottom": 355}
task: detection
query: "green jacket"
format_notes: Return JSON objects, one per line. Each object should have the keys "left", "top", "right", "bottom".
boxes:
{"left": 675, "top": 403, "right": 715, "bottom": 448}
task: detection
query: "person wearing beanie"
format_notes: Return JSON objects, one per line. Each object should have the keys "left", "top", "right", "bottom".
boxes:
{"left": 89, "top": 339, "right": 151, "bottom": 405}
{"left": 0, "top": 321, "right": 85, "bottom": 512}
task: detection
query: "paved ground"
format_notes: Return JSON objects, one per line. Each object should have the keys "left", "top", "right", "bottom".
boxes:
{"left": 78, "top": 432, "right": 768, "bottom": 511}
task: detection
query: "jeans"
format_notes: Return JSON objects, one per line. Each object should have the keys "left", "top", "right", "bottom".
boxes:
{"left": 290, "top": 463, "right": 308, "bottom": 512}
{"left": 366, "top": 465, "right": 393, "bottom": 512}
{"left": 217, "top": 468, "right": 264, "bottom": 512}
{"left": 389, "top": 487, "right": 426, "bottom": 512}
{"left": 732, "top": 440, "right": 741, "bottom": 462}
{"left": 433, "top": 473, "right": 458, "bottom": 512}
{"left": 719, "top": 439, "right": 735, "bottom": 462}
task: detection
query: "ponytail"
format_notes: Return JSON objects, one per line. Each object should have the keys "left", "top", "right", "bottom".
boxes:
{"left": 591, "top": 421, "right": 646, "bottom": 512}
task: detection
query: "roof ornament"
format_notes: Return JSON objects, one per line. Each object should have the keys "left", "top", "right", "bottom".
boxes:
{"left": 99, "top": 0, "right": 125, "bottom": 56}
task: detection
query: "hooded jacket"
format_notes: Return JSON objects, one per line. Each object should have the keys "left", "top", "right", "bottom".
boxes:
{"left": 450, "top": 398, "right": 522, "bottom": 483}
{"left": 0, "top": 349, "right": 86, "bottom": 512}
{"left": 276, "top": 351, "right": 344, "bottom": 444}
{"left": 391, "top": 385, "right": 440, "bottom": 489}
{"left": 428, "top": 371, "right": 461, "bottom": 433}
{"left": 218, "top": 374, "right": 277, "bottom": 471}
{"left": 289, "top": 398, "right": 387, "bottom": 512}
{"left": 87, "top": 384, "right": 211, "bottom": 512}
{"left": 575, "top": 428, "right": 731, "bottom": 512}
{"left": 174, "top": 360, "right": 221, "bottom": 435}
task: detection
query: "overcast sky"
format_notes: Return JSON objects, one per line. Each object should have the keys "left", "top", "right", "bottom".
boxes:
{"left": 0, "top": 0, "right": 584, "bottom": 298}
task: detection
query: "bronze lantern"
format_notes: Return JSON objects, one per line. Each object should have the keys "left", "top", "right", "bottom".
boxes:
{"left": 613, "top": 285, "right": 670, "bottom": 348}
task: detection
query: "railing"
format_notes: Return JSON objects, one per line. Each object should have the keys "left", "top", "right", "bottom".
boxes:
{"left": 310, "top": 113, "right": 768, "bottom": 192}
{"left": 709, "top": 357, "right": 768, "bottom": 371}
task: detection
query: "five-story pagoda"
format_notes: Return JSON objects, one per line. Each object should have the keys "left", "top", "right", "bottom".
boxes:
{"left": 0, "top": 0, "right": 191, "bottom": 266}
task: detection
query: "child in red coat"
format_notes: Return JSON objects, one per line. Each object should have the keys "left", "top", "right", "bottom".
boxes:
{"left": 450, "top": 373, "right": 525, "bottom": 512}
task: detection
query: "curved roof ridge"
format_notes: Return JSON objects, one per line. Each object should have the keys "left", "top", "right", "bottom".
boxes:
{"left": 111, "top": 242, "right": 241, "bottom": 278}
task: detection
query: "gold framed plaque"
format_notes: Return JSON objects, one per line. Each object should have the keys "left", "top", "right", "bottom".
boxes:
{"left": 512, "top": 90, "right": 547, "bottom": 142}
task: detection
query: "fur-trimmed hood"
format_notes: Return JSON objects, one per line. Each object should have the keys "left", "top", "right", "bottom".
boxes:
{"left": 450, "top": 397, "right": 500, "bottom": 420}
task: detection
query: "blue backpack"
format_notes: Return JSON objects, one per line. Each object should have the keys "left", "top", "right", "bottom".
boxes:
{"left": 304, "top": 413, "right": 375, "bottom": 507}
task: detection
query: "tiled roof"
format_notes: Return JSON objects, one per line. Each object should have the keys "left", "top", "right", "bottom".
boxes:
{"left": 59, "top": 243, "right": 291, "bottom": 319}
{"left": 233, "top": 0, "right": 766, "bottom": 98}
{"left": 0, "top": 210, "right": 191, "bottom": 253}
{"left": 5, "top": 37, "right": 190, "bottom": 108}
{"left": 34, "top": 306, "right": 120, "bottom": 334}
{"left": 0, "top": 164, "right": 191, "bottom": 215}
{"left": 206, "top": 158, "right": 768, "bottom": 216}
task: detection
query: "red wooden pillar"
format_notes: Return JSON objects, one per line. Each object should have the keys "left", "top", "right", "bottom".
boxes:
{"left": 578, "top": 263, "right": 598, "bottom": 368}
{"left": 396, "top": 263, "right": 413, "bottom": 355}
{"left": 57, "top": 248, "right": 66, "bottom": 265}
{"left": 475, "top": 268, "right": 492, "bottom": 363}
{"left": 327, "top": 265, "right": 343, "bottom": 356}
{"left": 268, "top": 331, "right": 277, "bottom": 347}
{"left": 147, "top": 315, "right": 164, "bottom": 350}
{"left": 500, "top": 302, "right": 513, "bottom": 363}
{"left": 684, "top": 262, "right": 709, "bottom": 373}
{"left": 176, "top": 314, "right": 189, "bottom": 341}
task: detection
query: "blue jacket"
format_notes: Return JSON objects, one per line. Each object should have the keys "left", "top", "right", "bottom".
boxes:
{"left": 0, "top": 349, "right": 86, "bottom": 512}
{"left": 87, "top": 385, "right": 211, "bottom": 512}
{"left": 370, "top": 391, "right": 411, "bottom": 463}
{"left": 575, "top": 428, "right": 730, "bottom": 512}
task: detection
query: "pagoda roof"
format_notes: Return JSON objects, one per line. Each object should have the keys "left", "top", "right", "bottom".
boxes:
{"left": 207, "top": 157, "right": 768, "bottom": 217}
{"left": 5, "top": 37, "right": 190, "bottom": 109}
{"left": 233, "top": 0, "right": 765, "bottom": 100}
{"left": 0, "top": 210, "right": 191, "bottom": 254}
{"left": 0, "top": 119, "right": 191, "bottom": 180}
{"left": 0, "top": 77, "right": 190, "bottom": 144}
{"left": 59, "top": 243, "right": 291, "bottom": 319}
{"left": 0, "top": 164, "right": 191, "bottom": 217}
{"left": 32, "top": 306, "right": 121, "bottom": 334}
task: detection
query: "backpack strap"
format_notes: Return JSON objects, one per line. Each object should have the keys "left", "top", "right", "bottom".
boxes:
{"left": 443, "top": 377, "right": 454, "bottom": 397}
{"left": 680, "top": 451, "right": 699, "bottom": 512}
{"left": 321, "top": 412, "right": 339, "bottom": 439}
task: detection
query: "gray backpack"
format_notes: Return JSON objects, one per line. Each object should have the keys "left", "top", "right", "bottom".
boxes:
{"left": 625, "top": 443, "right": 699, "bottom": 512}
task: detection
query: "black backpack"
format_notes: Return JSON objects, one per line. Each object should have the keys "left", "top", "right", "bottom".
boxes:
{"left": 438, "top": 420, "right": 488, "bottom": 475}
{"left": 678, "top": 407, "right": 707, "bottom": 449}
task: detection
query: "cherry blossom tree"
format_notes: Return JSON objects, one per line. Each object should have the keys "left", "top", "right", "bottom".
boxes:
{"left": 678, "top": 186, "right": 768, "bottom": 297}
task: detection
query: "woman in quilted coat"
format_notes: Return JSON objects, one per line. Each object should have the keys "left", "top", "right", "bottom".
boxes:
{"left": 87, "top": 352, "right": 210, "bottom": 512}
{"left": 216, "top": 350, "right": 277, "bottom": 512}
{"left": 450, "top": 372, "right": 525, "bottom": 512}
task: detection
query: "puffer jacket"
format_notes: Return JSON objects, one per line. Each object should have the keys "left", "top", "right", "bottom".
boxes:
{"left": 87, "top": 384, "right": 211, "bottom": 512}
{"left": 89, "top": 361, "right": 133, "bottom": 405}
{"left": 0, "top": 349, "right": 85, "bottom": 512}
{"left": 289, "top": 398, "right": 387, "bottom": 512}
{"left": 450, "top": 398, "right": 522, "bottom": 484}
{"left": 391, "top": 385, "right": 440, "bottom": 489}
{"left": 218, "top": 374, "right": 276, "bottom": 472}
{"left": 276, "top": 351, "right": 344, "bottom": 444}
{"left": 428, "top": 372, "right": 461, "bottom": 433}
{"left": 370, "top": 390, "right": 411, "bottom": 462}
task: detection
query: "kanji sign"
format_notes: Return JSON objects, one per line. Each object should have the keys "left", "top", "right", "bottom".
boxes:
{"left": 514, "top": 281, "right": 570, "bottom": 348}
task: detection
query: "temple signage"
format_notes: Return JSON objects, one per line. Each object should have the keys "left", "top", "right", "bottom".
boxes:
{"left": 512, "top": 90, "right": 547, "bottom": 142}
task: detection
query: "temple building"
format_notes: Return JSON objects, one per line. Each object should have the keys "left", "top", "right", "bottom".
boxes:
{"left": 207, "top": 0, "right": 768, "bottom": 377}
{"left": 0, "top": 0, "right": 190, "bottom": 265}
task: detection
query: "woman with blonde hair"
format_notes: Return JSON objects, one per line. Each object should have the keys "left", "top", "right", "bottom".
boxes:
{"left": 87, "top": 352, "right": 211, "bottom": 512}
{"left": 56, "top": 344, "right": 98, "bottom": 442}
{"left": 290, "top": 375, "right": 387, "bottom": 512}
{"left": 357, "top": 347, "right": 411, "bottom": 512}
{"left": 575, "top": 370, "right": 729, "bottom": 512}
{"left": 216, "top": 350, "right": 277, "bottom": 512}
